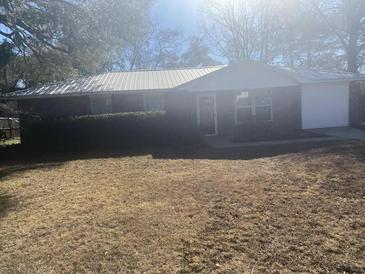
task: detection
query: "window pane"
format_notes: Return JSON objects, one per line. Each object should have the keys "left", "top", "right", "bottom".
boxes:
{"left": 256, "top": 106, "right": 272, "bottom": 121}
{"left": 200, "top": 97, "right": 213, "bottom": 106}
{"left": 236, "top": 107, "right": 252, "bottom": 122}
{"left": 91, "top": 98, "right": 111, "bottom": 114}
{"left": 236, "top": 96, "right": 251, "bottom": 108}
{"left": 145, "top": 95, "right": 163, "bottom": 111}
{"left": 255, "top": 96, "right": 271, "bottom": 106}
{"left": 239, "top": 91, "right": 249, "bottom": 98}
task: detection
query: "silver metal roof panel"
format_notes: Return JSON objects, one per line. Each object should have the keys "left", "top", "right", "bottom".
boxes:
{"left": 6, "top": 66, "right": 224, "bottom": 98}
{"left": 280, "top": 68, "right": 365, "bottom": 83}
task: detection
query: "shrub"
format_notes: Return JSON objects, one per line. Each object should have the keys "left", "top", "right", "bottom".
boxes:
{"left": 20, "top": 111, "right": 199, "bottom": 149}
{"left": 0, "top": 130, "right": 6, "bottom": 142}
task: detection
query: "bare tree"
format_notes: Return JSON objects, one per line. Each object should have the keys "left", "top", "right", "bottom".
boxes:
{"left": 114, "top": 22, "right": 184, "bottom": 71}
{"left": 309, "top": 0, "right": 365, "bottom": 72}
{"left": 180, "top": 37, "right": 219, "bottom": 67}
{"left": 275, "top": 0, "right": 335, "bottom": 69}
{"left": 200, "top": 0, "right": 281, "bottom": 63}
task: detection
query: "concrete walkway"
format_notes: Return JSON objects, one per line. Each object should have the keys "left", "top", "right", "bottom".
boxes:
{"left": 203, "top": 136, "right": 341, "bottom": 149}
{"left": 308, "top": 127, "right": 365, "bottom": 141}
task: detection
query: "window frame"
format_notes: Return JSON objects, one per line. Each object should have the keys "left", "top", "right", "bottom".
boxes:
{"left": 89, "top": 95, "right": 112, "bottom": 115}
{"left": 143, "top": 93, "right": 165, "bottom": 112}
{"left": 234, "top": 90, "right": 273, "bottom": 125}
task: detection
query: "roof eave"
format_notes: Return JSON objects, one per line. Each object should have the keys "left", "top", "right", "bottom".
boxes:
{"left": 0, "top": 88, "right": 181, "bottom": 100}
{"left": 299, "top": 78, "right": 365, "bottom": 85}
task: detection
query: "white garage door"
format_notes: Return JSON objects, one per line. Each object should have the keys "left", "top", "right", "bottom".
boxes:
{"left": 301, "top": 82, "right": 350, "bottom": 129}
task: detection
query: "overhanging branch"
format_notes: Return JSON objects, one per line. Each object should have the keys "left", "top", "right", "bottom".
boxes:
{"left": 310, "top": 0, "right": 348, "bottom": 49}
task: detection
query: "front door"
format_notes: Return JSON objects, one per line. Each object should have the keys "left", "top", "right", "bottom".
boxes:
{"left": 197, "top": 94, "right": 217, "bottom": 136}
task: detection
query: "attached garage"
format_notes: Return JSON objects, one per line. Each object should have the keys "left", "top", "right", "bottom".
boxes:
{"left": 301, "top": 82, "right": 350, "bottom": 129}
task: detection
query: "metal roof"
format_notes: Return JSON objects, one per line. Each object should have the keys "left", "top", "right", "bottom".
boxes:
{"left": 178, "top": 62, "right": 299, "bottom": 92}
{"left": 4, "top": 63, "right": 365, "bottom": 99}
{"left": 6, "top": 66, "right": 225, "bottom": 99}
{"left": 280, "top": 67, "right": 365, "bottom": 83}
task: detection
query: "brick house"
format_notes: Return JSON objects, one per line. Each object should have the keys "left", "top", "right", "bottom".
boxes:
{"left": 3, "top": 61, "right": 365, "bottom": 140}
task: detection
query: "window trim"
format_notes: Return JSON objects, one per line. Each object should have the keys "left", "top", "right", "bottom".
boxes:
{"left": 234, "top": 90, "right": 273, "bottom": 125}
{"left": 89, "top": 95, "right": 112, "bottom": 114}
{"left": 143, "top": 93, "right": 165, "bottom": 112}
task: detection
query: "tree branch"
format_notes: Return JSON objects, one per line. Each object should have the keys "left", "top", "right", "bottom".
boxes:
{"left": 310, "top": 0, "right": 348, "bottom": 49}
{"left": 14, "top": 20, "right": 69, "bottom": 53}
{"left": 0, "top": 30, "right": 14, "bottom": 39}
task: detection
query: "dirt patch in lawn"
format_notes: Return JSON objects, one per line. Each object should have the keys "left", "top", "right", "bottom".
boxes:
{"left": 0, "top": 141, "right": 364, "bottom": 273}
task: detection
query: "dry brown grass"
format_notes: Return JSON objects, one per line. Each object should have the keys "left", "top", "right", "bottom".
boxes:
{"left": 0, "top": 141, "right": 364, "bottom": 273}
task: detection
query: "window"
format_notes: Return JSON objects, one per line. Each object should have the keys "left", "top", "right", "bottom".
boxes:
{"left": 90, "top": 96, "right": 112, "bottom": 114}
{"left": 144, "top": 94, "right": 164, "bottom": 111}
{"left": 235, "top": 90, "right": 272, "bottom": 124}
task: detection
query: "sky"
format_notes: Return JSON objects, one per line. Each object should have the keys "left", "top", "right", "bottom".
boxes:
{"left": 152, "top": 0, "right": 204, "bottom": 37}
{"left": 0, "top": 1, "right": 203, "bottom": 42}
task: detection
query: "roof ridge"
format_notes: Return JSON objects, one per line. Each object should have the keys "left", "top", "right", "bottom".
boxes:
{"left": 280, "top": 66, "right": 358, "bottom": 75}
{"left": 108, "top": 65, "right": 226, "bottom": 73}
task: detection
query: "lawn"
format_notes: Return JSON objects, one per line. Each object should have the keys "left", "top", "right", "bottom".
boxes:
{"left": 0, "top": 141, "right": 364, "bottom": 273}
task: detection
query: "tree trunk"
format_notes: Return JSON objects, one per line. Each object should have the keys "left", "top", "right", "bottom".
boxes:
{"left": 347, "top": 48, "right": 358, "bottom": 73}
{"left": 345, "top": 0, "right": 361, "bottom": 73}
{"left": 346, "top": 22, "right": 359, "bottom": 73}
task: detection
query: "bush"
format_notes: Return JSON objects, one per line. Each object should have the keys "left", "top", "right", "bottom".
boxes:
{"left": 0, "top": 130, "right": 6, "bottom": 142}
{"left": 20, "top": 111, "right": 199, "bottom": 149}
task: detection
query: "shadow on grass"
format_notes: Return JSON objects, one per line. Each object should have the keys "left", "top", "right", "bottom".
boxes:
{"left": 0, "top": 140, "right": 364, "bottom": 164}
{"left": 0, "top": 141, "right": 365, "bottom": 167}
{"left": 0, "top": 162, "right": 64, "bottom": 180}
{"left": 151, "top": 141, "right": 345, "bottom": 160}
{"left": 0, "top": 190, "right": 17, "bottom": 219}
{"left": 316, "top": 141, "right": 365, "bottom": 162}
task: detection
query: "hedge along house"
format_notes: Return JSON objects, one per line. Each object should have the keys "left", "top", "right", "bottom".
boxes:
{"left": 3, "top": 61, "right": 365, "bottom": 140}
